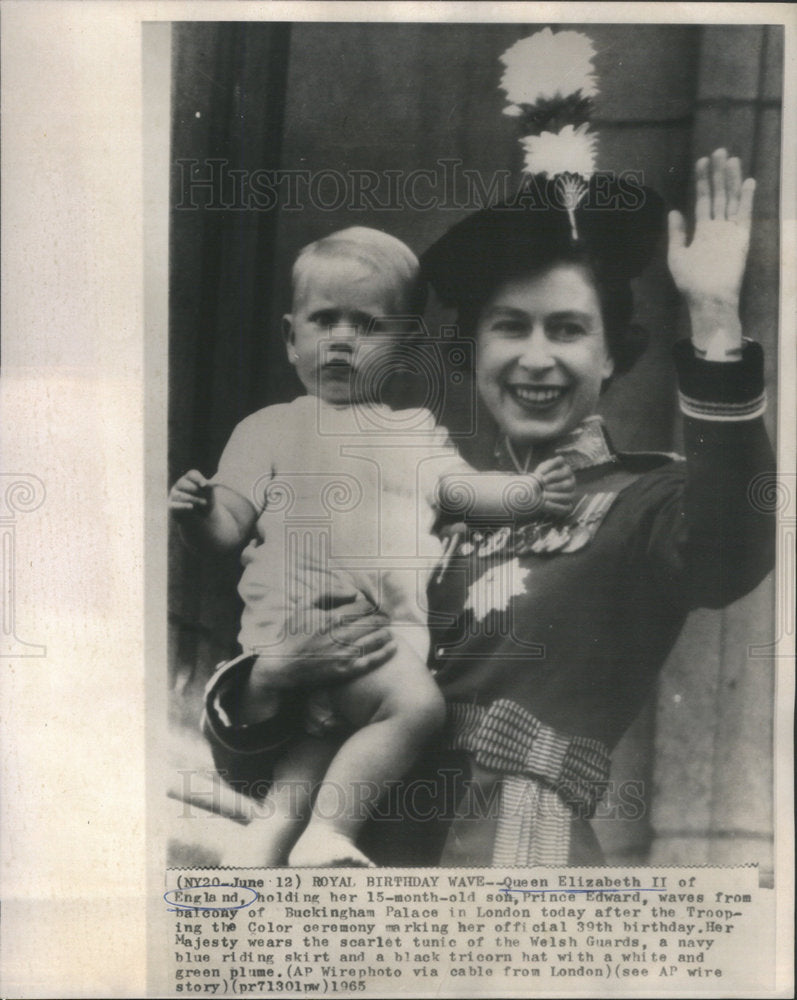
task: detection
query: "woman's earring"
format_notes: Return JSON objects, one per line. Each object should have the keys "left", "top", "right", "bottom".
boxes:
{"left": 290, "top": 351, "right": 299, "bottom": 361}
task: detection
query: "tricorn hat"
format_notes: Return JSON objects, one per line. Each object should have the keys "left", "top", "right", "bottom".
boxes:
{"left": 421, "top": 174, "right": 665, "bottom": 313}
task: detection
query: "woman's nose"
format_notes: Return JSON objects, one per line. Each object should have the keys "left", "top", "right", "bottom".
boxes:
{"left": 517, "top": 326, "right": 554, "bottom": 370}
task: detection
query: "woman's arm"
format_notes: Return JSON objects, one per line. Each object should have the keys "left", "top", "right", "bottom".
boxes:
{"left": 659, "top": 149, "right": 775, "bottom": 606}
{"left": 672, "top": 343, "right": 775, "bottom": 607}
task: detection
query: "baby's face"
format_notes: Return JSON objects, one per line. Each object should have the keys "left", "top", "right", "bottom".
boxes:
{"left": 285, "top": 258, "right": 409, "bottom": 406}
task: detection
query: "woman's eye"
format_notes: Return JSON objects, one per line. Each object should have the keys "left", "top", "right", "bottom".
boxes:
{"left": 549, "top": 322, "right": 585, "bottom": 339}
{"left": 492, "top": 319, "right": 526, "bottom": 335}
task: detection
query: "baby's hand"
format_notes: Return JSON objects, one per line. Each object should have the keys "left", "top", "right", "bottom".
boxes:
{"left": 169, "top": 469, "right": 212, "bottom": 518}
{"left": 535, "top": 456, "right": 576, "bottom": 518}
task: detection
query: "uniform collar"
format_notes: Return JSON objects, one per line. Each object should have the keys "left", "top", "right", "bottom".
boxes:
{"left": 494, "top": 415, "right": 618, "bottom": 474}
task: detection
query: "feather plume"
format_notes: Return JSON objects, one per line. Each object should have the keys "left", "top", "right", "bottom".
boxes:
{"left": 500, "top": 28, "right": 598, "bottom": 114}
{"left": 521, "top": 125, "right": 598, "bottom": 240}
{"left": 498, "top": 29, "right": 601, "bottom": 242}
{"left": 520, "top": 124, "right": 597, "bottom": 179}
{"left": 512, "top": 93, "right": 592, "bottom": 136}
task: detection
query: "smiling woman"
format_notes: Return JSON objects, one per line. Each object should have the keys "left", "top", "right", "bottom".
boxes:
{"left": 474, "top": 264, "right": 614, "bottom": 448}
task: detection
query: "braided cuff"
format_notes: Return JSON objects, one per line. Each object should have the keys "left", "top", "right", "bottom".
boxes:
{"left": 674, "top": 338, "right": 766, "bottom": 422}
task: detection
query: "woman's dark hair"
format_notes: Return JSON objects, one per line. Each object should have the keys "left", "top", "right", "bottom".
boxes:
{"left": 587, "top": 268, "right": 649, "bottom": 377}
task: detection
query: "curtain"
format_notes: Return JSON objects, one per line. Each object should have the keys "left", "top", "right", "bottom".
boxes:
{"left": 168, "top": 22, "right": 291, "bottom": 724}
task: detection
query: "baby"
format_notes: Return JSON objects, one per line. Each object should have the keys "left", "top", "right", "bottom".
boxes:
{"left": 170, "top": 227, "right": 574, "bottom": 866}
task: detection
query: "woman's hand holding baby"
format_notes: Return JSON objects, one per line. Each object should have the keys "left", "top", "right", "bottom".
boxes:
{"left": 245, "top": 594, "right": 396, "bottom": 702}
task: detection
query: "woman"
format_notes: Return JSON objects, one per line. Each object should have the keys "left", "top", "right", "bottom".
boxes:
{"left": 203, "top": 150, "right": 775, "bottom": 865}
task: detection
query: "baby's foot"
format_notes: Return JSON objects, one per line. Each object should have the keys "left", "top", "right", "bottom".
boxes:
{"left": 219, "top": 819, "right": 282, "bottom": 868}
{"left": 288, "top": 827, "right": 375, "bottom": 868}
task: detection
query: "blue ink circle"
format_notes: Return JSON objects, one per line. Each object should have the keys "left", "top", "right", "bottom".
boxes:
{"left": 164, "top": 885, "right": 259, "bottom": 911}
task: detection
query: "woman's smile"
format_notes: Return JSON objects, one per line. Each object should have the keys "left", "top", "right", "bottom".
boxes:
{"left": 506, "top": 383, "right": 569, "bottom": 409}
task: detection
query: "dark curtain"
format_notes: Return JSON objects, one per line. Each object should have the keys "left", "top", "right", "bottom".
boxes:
{"left": 168, "top": 22, "right": 291, "bottom": 723}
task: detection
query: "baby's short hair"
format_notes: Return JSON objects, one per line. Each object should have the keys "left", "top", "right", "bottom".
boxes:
{"left": 292, "top": 227, "right": 427, "bottom": 314}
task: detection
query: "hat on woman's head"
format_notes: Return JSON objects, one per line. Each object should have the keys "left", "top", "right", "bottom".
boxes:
{"left": 421, "top": 28, "right": 665, "bottom": 313}
{"left": 420, "top": 176, "right": 665, "bottom": 311}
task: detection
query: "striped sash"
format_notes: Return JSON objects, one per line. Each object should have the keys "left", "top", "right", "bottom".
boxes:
{"left": 448, "top": 699, "right": 611, "bottom": 864}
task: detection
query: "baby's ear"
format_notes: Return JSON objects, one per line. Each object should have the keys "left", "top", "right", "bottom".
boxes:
{"left": 282, "top": 315, "right": 296, "bottom": 362}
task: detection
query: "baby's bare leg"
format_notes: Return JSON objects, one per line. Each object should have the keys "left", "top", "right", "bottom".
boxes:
{"left": 226, "top": 735, "right": 338, "bottom": 867}
{"left": 288, "top": 631, "right": 445, "bottom": 867}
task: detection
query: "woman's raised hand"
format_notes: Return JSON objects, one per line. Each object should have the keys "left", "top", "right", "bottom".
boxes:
{"left": 667, "top": 148, "right": 756, "bottom": 358}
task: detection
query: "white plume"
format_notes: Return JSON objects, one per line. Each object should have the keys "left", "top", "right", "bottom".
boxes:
{"left": 499, "top": 28, "right": 598, "bottom": 111}
{"left": 520, "top": 124, "right": 597, "bottom": 179}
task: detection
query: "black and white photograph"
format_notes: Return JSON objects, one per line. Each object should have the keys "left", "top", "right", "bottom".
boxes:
{"left": 164, "top": 20, "right": 782, "bottom": 870}
{"left": 0, "top": 3, "right": 793, "bottom": 997}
